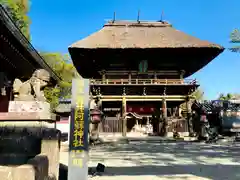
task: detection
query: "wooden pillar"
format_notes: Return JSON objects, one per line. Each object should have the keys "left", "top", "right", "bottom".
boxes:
{"left": 162, "top": 98, "right": 167, "bottom": 118}
{"left": 0, "top": 72, "right": 4, "bottom": 89}
{"left": 162, "top": 97, "right": 168, "bottom": 136}
{"left": 143, "top": 87, "right": 146, "bottom": 95}
{"left": 128, "top": 72, "right": 131, "bottom": 84}
{"left": 146, "top": 117, "right": 149, "bottom": 125}
{"left": 101, "top": 70, "right": 106, "bottom": 83}
{"left": 178, "top": 106, "right": 182, "bottom": 117}
{"left": 154, "top": 72, "right": 157, "bottom": 84}
{"left": 123, "top": 87, "right": 126, "bottom": 96}
{"left": 154, "top": 72, "right": 157, "bottom": 79}
{"left": 173, "top": 107, "right": 177, "bottom": 117}
{"left": 186, "top": 96, "right": 194, "bottom": 136}
{"left": 0, "top": 72, "right": 7, "bottom": 97}
{"left": 122, "top": 96, "right": 127, "bottom": 137}
{"left": 180, "top": 70, "right": 185, "bottom": 79}
{"left": 180, "top": 70, "right": 185, "bottom": 84}
{"left": 97, "top": 87, "right": 101, "bottom": 95}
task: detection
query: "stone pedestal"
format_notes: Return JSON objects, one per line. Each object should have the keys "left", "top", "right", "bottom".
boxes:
{"left": 0, "top": 101, "right": 61, "bottom": 180}
{"left": 0, "top": 155, "right": 48, "bottom": 180}
{"left": 8, "top": 101, "right": 51, "bottom": 119}
{"left": 0, "top": 127, "right": 61, "bottom": 180}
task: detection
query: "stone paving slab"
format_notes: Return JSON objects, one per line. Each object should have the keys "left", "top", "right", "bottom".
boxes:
{"left": 60, "top": 140, "right": 240, "bottom": 180}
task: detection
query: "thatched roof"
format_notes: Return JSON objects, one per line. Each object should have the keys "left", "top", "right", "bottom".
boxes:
{"left": 55, "top": 103, "right": 71, "bottom": 114}
{"left": 69, "top": 20, "right": 224, "bottom": 78}
{"left": 70, "top": 20, "right": 223, "bottom": 49}
{"left": 55, "top": 99, "right": 71, "bottom": 114}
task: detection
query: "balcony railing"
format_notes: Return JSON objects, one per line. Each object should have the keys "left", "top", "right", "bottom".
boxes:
{"left": 90, "top": 79, "right": 197, "bottom": 85}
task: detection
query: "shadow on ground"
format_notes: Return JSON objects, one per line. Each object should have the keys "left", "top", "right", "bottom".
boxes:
{"left": 88, "top": 164, "right": 240, "bottom": 179}
{"left": 59, "top": 164, "right": 240, "bottom": 180}
{"left": 59, "top": 140, "right": 240, "bottom": 179}
{"left": 59, "top": 163, "right": 68, "bottom": 180}
{"left": 86, "top": 140, "right": 240, "bottom": 179}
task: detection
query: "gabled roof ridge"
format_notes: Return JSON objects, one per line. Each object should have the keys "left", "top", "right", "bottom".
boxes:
{"left": 69, "top": 19, "right": 224, "bottom": 49}
{"left": 104, "top": 20, "right": 172, "bottom": 27}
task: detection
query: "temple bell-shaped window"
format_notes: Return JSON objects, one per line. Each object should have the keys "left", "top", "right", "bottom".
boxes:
{"left": 138, "top": 60, "right": 148, "bottom": 73}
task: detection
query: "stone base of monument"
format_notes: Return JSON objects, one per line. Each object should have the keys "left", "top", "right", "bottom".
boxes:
{"left": 0, "top": 101, "right": 61, "bottom": 180}
{"left": 0, "top": 155, "right": 49, "bottom": 180}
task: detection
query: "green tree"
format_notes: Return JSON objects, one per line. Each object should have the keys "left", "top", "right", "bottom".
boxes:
{"left": 218, "top": 93, "right": 240, "bottom": 100}
{"left": 1, "top": 0, "right": 31, "bottom": 39}
{"left": 40, "top": 52, "right": 78, "bottom": 110}
{"left": 230, "top": 29, "right": 240, "bottom": 52}
{"left": 232, "top": 94, "right": 240, "bottom": 100}
{"left": 179, "top": 88, "right": 204, "bottom": 119}
{"left": 218, "top": 93, "right": 233, "bottom": 100}
{"left": 191, "top": 88, "right": 204, "bottom": 101}
{"left": 218, "top": 93, "right": 225, "bottom": 100}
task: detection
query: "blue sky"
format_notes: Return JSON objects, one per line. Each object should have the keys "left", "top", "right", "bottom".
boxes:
{"left": 29, "top": 0, "right": 240, "bottom": 99}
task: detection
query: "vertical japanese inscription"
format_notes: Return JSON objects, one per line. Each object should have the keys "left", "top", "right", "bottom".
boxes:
{"left": 68, "top": 78, "right": 89, "bottom": 180}
{"left": 73, "top": 86, "right": 84, "bottom": 148}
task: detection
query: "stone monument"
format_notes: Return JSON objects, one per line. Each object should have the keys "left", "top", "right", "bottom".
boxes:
{"left": 5, "top": 69, "right": 53, "bottom": 124}
{"left": 13, "top": 69, "right": 50, "bottom": 101}
{"left": 0, "top": 69, "right": 61, "bottom": 180}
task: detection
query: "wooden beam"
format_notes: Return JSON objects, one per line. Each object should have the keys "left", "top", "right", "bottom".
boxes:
{"left": 93, "top": 95, "right": 190, "bottom": 99}
{"left": 122, "top": 96, "right": 127, "bottom": 137}
{"left": 162, "top": 97, "right": 168, "bottom": 136}
{"left": 101, "top": 99, "right": 185, "bottom": 101}
{"left": 186, "top": 96, "right": 194, "bottom": 135}
{"left": 103, "top": 70, "right": 179, "bottom": 75}
{"left": 0, "top": 5, "right": 61, "bottom": 82}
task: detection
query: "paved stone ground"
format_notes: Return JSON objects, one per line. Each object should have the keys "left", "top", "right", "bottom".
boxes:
{"left": 60, "top": 139, "right": 240, "bottom": 180}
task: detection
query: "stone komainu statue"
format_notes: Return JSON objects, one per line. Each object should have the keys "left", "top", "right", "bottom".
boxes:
{"left": 13, "top": 69, "right": 50, "bottom": 101}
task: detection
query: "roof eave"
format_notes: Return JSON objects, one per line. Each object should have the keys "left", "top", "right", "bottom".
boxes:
{"left": 0, "top": 5, "right": 61, "bottom": 82}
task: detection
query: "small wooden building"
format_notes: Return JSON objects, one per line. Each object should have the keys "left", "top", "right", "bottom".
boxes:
{"left": 68, "top": 20, "right": 224, "bottom": 135}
